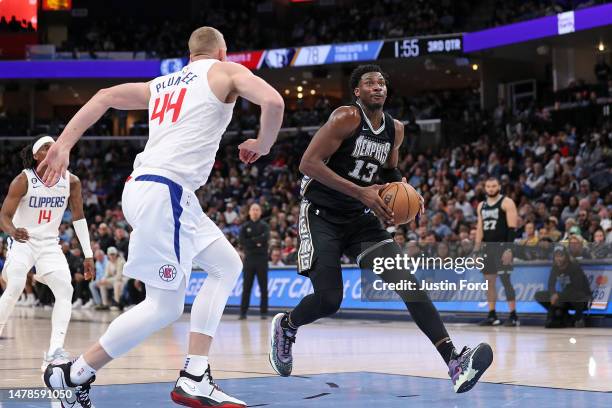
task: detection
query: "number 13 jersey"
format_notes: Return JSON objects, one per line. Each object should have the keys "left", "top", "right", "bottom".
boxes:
{"left": 300, "top": 103, "right": 396, "bottom": 213}
{"left": 12, "top": 169, "right": 70, "bottom": 241}
{"left": 135, "top": 59, "right": 236, "bottom": 192}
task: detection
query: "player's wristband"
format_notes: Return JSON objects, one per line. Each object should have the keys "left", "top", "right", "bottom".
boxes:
{"left": 506, "top": 228, "right": 517, "bottom": 243}
{"left": 381, "top": 167, "right": 402, "bottom": 183}
{"left": 73, "top": 218, "right": 93, "bottom": 258}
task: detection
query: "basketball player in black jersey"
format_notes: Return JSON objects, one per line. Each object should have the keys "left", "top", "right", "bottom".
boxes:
{"left": 476, "top": 177, "right": 520, "bottom": 326}
{"left": 269, "top": 65, "right": 493, "bottom": 394}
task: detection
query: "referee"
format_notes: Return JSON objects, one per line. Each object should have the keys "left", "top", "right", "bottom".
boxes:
{"left": 239, "top": 203, "right": 270, "bottom": 319}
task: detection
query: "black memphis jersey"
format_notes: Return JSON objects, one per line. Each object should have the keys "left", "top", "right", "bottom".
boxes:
{"left": 480, "top": 196, "right": 509, "bottom": 242}
{"left": 300, "top": 103, "right": 396, "bottom": 213}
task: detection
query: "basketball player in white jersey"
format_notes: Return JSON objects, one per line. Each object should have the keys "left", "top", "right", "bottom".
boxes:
{"left": 0, "top": 136, "right": 94, "bottom": 370}
{"left": 42, "top": 27, "right": 284, "bottom": 408}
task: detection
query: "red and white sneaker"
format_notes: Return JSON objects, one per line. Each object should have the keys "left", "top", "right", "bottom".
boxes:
{"left": 170, "top": 365, "right": 246, "bottom": 408}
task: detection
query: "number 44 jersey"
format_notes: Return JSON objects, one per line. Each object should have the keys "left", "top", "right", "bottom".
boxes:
{"left": 300, "top": 103, "right": 396, "bottom": 214}
{"left": 135, "top": 59, "right": 236, "bottom": 192}
{"left": 12, "top": 169, "right": 70, "bottom": 241}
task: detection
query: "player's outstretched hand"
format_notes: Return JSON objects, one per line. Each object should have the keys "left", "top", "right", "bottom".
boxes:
{"left": 238, "top": 139, "right": 270, "bottom": 164}
{"left": 38, "top": 143, "right": 70, "bottom": 186}
{"left": 359, "top": 184, "right": 394, "bottom": 224}
{"left": 11, "top": 227, "right": 29, "bottom": 243}
{"left": 83, "top": 258, "right": 95, "bottom": 281}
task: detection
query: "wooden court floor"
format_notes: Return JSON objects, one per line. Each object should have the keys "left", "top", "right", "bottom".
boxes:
{"left": 1, "top": 307, "right": 611, "bottom": 393}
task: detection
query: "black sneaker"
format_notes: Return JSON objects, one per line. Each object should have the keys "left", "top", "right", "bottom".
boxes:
{"left": 43, "top": 361, "right": 95, "bottom": 408}
{"left": 503, "top": 312, "right": 519, "bottom": 327}
{"left": 478, "top": 311, "right": 501, "bottom": 326}
{"left": 269, "top": 312, "right": 296, "bottom": 376}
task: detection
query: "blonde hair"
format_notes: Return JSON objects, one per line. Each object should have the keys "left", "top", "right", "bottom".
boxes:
{"left": 188, "top": 26, "right": 225, "bottom": 57}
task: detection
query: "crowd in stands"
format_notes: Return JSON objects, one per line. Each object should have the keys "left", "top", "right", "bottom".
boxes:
{"left": 51, "top": 0, "right": 608, "bottom": 58}
{"left": 1, "top": 88, "right": 611, "bottom": 312}
{"left": 491, "top": 0, "right": 600, "bottom": 27}
{"left": 0, "top": 16, "right": 35, "bottom": 33}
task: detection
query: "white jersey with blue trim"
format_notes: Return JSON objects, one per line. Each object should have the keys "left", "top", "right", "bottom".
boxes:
{"left": 134, "top": 59, "right": 236, "bottom": 191}
{"left": 12, "top": 169, "right": 70, "bottom": 241}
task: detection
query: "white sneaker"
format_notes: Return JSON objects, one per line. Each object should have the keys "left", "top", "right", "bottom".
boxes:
{"left": 43, "top": 361, "right": 95, "bottom": 408}
{"left": 41, "top": 348, "right": 70, "bottom": 372}
{"left": 72, "top": 299, "right": 83, "bottom": 309}
{"left": 171, "top": 365, "right": 246, "bottom": 407}
{"left": 83, "top": 299, "right": 95, "bottom": 309}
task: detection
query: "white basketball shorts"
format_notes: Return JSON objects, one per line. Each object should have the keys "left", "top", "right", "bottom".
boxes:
{"left": 121, "top": 169, "right": 224, "bottom": 290}
{"left": 2, "top": 236, "right": 70, "bottom": 280}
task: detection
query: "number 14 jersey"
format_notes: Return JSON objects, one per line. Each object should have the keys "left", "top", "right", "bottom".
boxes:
{"left": 12, "top": 169, "right": 70, "bottom": 241}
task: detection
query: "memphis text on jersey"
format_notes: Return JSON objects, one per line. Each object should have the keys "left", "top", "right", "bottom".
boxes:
{"left": 351, "top": 134, "right": 391, "bottom": 164}
{"left": 481, "top": 207, "right": 500, "bottom": 221}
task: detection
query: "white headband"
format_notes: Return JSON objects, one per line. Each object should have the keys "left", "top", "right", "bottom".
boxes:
{"left": 32, "top": 136, "right": 55, "bottom": 154}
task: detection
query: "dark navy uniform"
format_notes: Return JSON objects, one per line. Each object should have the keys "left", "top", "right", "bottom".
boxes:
{"left": 480, "top": 196, "right": 512, "bottom": 275}
{"left": 297, "top": 104, "right": 396, "bottom": 289}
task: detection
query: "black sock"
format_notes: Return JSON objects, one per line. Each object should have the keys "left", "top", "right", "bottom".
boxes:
{"left": 509, "top": 310, "right": 517, "bottom": 318}
{"left": 436, "top": 338, "right": 456, "bottom": 364}
{"left": 488, "top": 310, "right": 497, "bottom": 318}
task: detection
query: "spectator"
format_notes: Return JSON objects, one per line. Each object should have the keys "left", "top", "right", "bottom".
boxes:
{"left": 97, "top": 223, "right": 115, "bottom": 252}
{"left": 97, "top": 247, "right": 126, "bottom": 310}
{"left": 568, "top": 234, "right": 590, "bottom": 260}
{"left": 591, "top": 228, "right": 610, "bottom": 259}
{"left": 114, "top": 228, "right": 129, "bottom": 258}
{"left": 269, "top": 247, "right": 285, "bottom": 267}
{"left": 535, "top": 245, "right": 591, "bottom": 328}
{"left": 88, "top": 249, "right": 107, "bottom": 308}
{"left": 69, "top": 247, "right": 91, "bottom": 309}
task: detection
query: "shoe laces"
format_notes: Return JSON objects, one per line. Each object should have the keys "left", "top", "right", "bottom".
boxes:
{"left": 205, "top": 366, "right": 222, "bottom": 392}
{"left": 75, "top": 383, "right": 92, "bottom": 408}
{"left": 448, "top": 346, "right": 470, "bottom": 383}
{"left": 281, "top": 329, "right": 296, "bottom": 355}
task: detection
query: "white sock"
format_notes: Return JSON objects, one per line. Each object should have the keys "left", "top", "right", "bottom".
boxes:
{"left": 70, "top": 355, "right": 96, "bottom": 385}
{"left": 184, "top": 355, "right": 208, "bottom": 377}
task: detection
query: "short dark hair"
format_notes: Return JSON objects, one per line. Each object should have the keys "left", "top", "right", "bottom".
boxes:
{"left": 485, "top": 177, "right": 500, "bottom": 183}
{"left": 349, "top": 64, "right": 389, "bottom": 94}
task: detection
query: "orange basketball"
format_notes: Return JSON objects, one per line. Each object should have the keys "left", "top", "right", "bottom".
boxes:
{"left": 379, "top": 182, "right": 421, "bottom": 225}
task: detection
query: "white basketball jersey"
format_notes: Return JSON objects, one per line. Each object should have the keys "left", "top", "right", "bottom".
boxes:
{"left": 134, "top": 59, "right": 236, "bottom": 191}
{"left": 12, "top": 169, "right": 70, "bottom": 241}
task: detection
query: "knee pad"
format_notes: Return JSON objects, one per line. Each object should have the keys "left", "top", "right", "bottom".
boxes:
{"left": 317, "top": 288, "right": 343, "bottom": 316}
{"left": 500, "top": 273, "right": 516, "bottom": 301}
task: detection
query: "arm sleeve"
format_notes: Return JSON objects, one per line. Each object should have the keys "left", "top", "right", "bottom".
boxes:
{"left": 73, "top": 218, "right": 93, "bottom": 258}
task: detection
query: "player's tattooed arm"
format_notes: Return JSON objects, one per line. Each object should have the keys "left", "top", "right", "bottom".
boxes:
{"left": 39, "top": 82, "right": 151, "bottom": 185}
{"left": 68, "top": 174, "right": 86, "bottom": 222}
{"left": 69, "top": 174, "right": 95, "bottom": 280}
{"left": 384, "top": 119, "right": 404, "bottom": 169}
{"left": 0, "top": 173, "right": 29, "bottom": 242}
{"left": 385, "top": 120, "right": 424, "bottom": 217}
{"left": 299, "top": 106, "right": 393, "bottom": 223}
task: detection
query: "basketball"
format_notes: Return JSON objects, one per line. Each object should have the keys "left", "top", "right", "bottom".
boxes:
{"left": 379, "top": 181, "right": 421, "bottom": 225}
